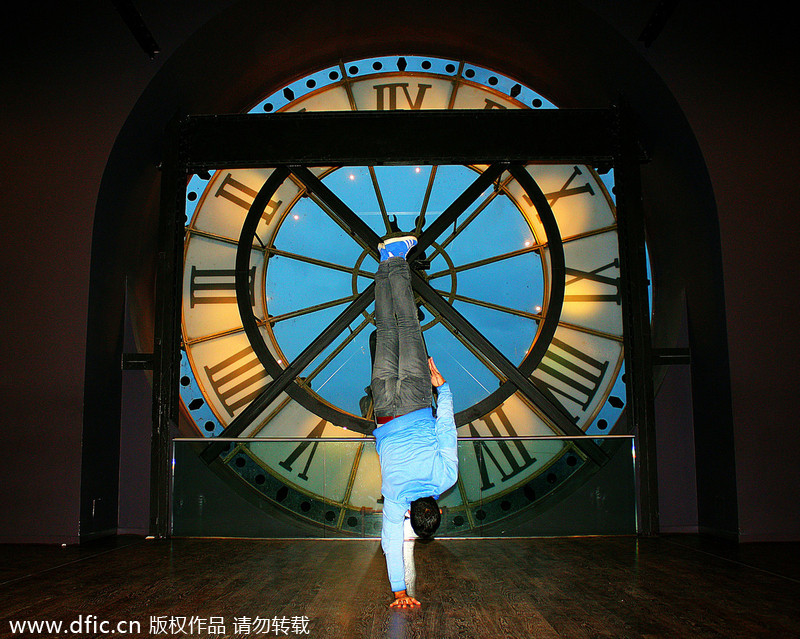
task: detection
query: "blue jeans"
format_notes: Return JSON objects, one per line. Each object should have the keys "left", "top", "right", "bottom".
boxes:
{"left": 371, "top": 258, "right": 432, "bottom": 419}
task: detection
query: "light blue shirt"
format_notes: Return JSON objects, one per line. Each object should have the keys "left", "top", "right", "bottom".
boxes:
{"left": 373, "top": 383, "right": 458, "bottom": 592}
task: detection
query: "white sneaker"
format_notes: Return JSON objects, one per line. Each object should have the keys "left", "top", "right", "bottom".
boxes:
{"left": 379, "top": 235, "right": 418, "bottom": 261}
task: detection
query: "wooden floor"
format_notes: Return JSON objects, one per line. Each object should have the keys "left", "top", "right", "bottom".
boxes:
{"left": 1, "top": 535, "right": 799, "bottom": 638}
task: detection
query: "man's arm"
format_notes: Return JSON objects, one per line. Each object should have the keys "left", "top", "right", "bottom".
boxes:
{"left": 382, "top": 499, "right": 423, "bottom": 608}
{"left": 434, "top": 381, "right": 454, "bottom": 424}
{"left": 381, "top": 498, "right": 409, "bottom": 592}
{"left": 430, "top": 359, "right": 458, "bottom": 492}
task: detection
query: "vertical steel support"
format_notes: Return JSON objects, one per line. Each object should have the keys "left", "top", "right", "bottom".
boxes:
{"left": 151, "top": 115, "right": 186, "bottom": 538}
{"left": 613, "top": 103, "right": 659, "bottom": 536}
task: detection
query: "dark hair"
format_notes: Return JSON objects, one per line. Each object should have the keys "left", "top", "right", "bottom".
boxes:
{"left": 410, "top": 497, "right": 441, "bottom": 539}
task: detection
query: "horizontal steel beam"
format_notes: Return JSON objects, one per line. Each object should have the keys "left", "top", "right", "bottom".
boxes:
{"left": 180, "top": 109, "right": 619, "bottom": 169}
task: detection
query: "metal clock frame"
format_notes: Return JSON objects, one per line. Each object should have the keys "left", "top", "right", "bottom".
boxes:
{"left": 152, "top": 106, "right": 656, "bottom": 538}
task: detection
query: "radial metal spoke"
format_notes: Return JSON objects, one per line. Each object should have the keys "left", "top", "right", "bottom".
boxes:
{"left": 420, "top": 299, "right": 505, "bottom": 382}
{"left": 426, "top": 225, "right": 618, "bottom": 282}
{"left": 184, "top": 324, "right": 252, "bottom": 347}
{"left": 247, "top": 325, "right": 377, "bottom": 438}
{"left": 303, "top": 191, "right": 374, "bottom": 257}
{"left": 337, "top": 444, "right": 366, "bottom": 527}
{"left": 368, "top": 166, "right": 393, "bottom": 234}
{"left": 267, "top": 294, "right": 360, "bottom": 325}
{"left": 267, "top": 245, "right": 374, "bottom": 279}
{"left": 561, "top": 224, "right": 618, "bottom": 245}
{"left": 427, "top": 242, "right": 544, "bottom": 281}
{"left": 285, "top": 169, "right": 378, "bottom": 256}
{"left": 415, "top": 165, "right": 438, "bottom": 235}
{"left": 250, "top": 314, "right": 374, "bottom": 439}
{"left": 430, "top": 288, "right": 542, "bottom": 321}
{"left": 556, "top": 320, "right": 623, "bottom": 343}
{"left": 339, "top": 60, "right": 359, "bottom": 111}
{"left": 454, "top": 474, "right": 477, "bottom": 530}
{"left": 187, "top": 227, "right": 263, "bottom": 249}
{"left": 425, "top": 197, "right": 494, "bottom": 264}
{"left": 247, "top": 394, "right": 294, "bottom": 438}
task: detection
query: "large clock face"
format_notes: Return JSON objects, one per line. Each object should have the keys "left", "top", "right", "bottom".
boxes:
{"left": 178, "top": 55, "right": 627, "bottom": 536}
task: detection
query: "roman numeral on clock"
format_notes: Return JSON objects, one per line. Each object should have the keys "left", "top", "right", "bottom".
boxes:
{"left": 214, "top": 172, "right": 283, "bottom": 222}
{"left": 547, "top": 165, "right": 595, "bottom": 205}
{"left": 373, "top": 82, "right": 432, "bottom": 110}
{"left": 483, "top": 98, "right": 507, "bottom": 109}
{"left": 279, "top": 419, "right": 327, "bottom": 481}
{"left": 522, "top": 165, "right": 596, "bottom": 208}
{"left": 468, "top": 408, "right": 536, "bottom": 490}
{"left": 564, "top": 259, "right": 621, "bottom": 304}
{"left": 534, "top": 338, "right": 610, "bottom": 416}
{"left": 204, "top": 344, "right": 269, "bottom": 417}
{"left": 189, "top": 265, "right": 256, "bottom": 307}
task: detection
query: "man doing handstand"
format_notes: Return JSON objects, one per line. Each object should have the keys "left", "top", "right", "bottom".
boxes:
{"left": 371, "top": 235, "right": 458, "bottom": 608}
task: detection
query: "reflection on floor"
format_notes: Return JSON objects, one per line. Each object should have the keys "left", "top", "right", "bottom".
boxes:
{"left": 1, "top": 535, "right": 799, "bottom": 638}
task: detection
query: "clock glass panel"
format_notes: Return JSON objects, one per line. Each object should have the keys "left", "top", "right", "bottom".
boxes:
{"left": 177, "top": 55, "right": 631, "bottom": 536}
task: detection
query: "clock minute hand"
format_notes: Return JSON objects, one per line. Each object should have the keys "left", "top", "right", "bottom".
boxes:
{"left": 408, "top": 162, "right": 508, "bottom": 264}
{"left": 200, "top": 282, "right": 376, "bottom": 464}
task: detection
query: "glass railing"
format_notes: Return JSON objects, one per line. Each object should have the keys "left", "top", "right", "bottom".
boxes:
{"left": 171, "top": 435, "right": 636, "bottom": 538}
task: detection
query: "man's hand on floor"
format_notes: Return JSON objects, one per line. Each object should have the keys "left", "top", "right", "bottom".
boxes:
{"left": 390, "top": 590, "right": 421, "bottom": 608}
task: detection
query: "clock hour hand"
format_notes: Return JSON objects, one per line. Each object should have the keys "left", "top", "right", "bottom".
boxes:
{"left": 410, "top": 270, "right": 608, "bottom": 467}
{"left": 289, "top": 165, "right": 382, "bottom": 258}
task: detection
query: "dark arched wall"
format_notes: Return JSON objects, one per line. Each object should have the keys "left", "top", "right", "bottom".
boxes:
{"left": 1, "top": 0, "right": 797, "bottom": 543}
